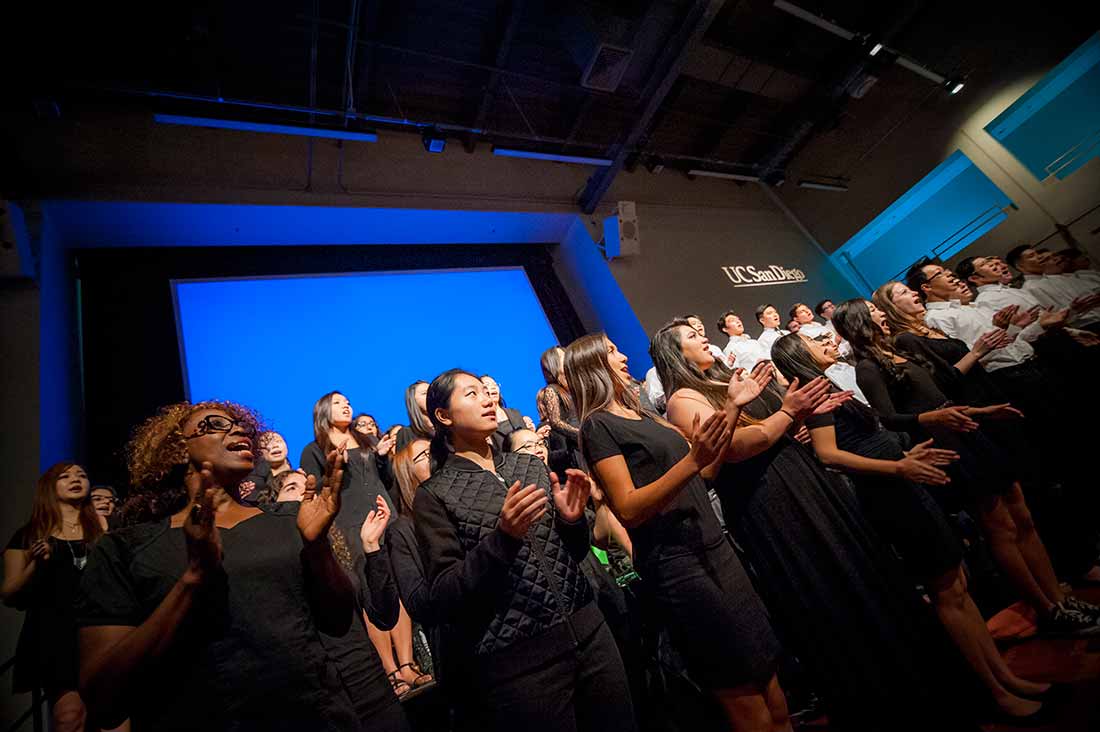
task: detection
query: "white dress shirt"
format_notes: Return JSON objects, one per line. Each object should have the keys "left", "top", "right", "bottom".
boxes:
{"left": 707, "top": 343, "right": 726, "bottom": 361}
{"left": 796, "top": 321, "right": 829, "bottom": 339}
{"left": 824, "top": 362, "right": 868, "bottom": 405}
{"left": 1020, "top": 274, "right": 1100, "bottom": 327}
{"left": 643, "top": 367, "right": 666, "bottom": 414}
{"left": 756, "top": 328, "right": 789, "bottom": 353}
{"left": 723, "top": 335, "right": 771, "bottom": 372}
{"left": 923, "top": 300, "right": 1035, "bottom": 372}
{"left": 972, "top": 285, "right": 1048, "bottom": 343}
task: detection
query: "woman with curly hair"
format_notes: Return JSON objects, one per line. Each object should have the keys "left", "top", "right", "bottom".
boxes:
{"left": 3, "top": 462, "right": 103, "bottom": 732}
{"left": 74, "top": 400, "right": 391, "bottom": 731}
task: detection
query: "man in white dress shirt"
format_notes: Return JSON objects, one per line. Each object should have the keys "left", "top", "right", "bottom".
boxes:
{"left": 754, "top": 303, "right": 789, "bottom": 353}
{"left": 789, "top": 302, "right": 829, "bottom": 339}
{"left": 716, "top": 311, "right": 771, "bottom": 372}
{"left": 1006, "top": 245, "right": 1100, "bottom": 331}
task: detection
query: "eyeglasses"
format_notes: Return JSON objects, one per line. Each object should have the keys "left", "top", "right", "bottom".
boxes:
{"left": 926, "top": 269, "right": 948, "bottom": 284}
{"left": 185, "top": 415, "right": 256, "bottom": 439}
{"left": 413, "top": 448, "right": 431, "bottom": 464}
{"left": 516, "top": 439, "right": 548, "bottom": 453}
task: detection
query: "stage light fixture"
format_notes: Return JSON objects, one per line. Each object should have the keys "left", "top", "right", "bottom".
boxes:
{"left": 422, "top": 128, "right": 446, "bottom": 153}
{"left": 153, "top": 114, "right": 379, "bottom": 142}
{"left": 492, "top": 147, "right": 613, "bottom": 166}
{"left": 869, "top": 42, "right": 883, "bottom": 56}
{"left": 798, "top": 179, "right": 849, "bottom": 192}
{"left": 687, "top": 169, "right": 760, "bottom": 182}
{"left": 949, "top": 81, "right": 965, "bottom": 95}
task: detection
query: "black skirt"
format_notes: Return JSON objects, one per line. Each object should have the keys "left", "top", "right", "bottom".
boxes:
{"left": 644, "top": 538, "right": 780, "bottom": 689}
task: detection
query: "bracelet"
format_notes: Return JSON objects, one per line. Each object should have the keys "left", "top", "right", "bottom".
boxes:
{"left": 779, "top": 409, "right": 796, "bottom": 422}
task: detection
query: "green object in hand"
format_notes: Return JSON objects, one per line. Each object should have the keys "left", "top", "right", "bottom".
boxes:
{"left": 590, "top": 546, "right": 609, "bottom": 565}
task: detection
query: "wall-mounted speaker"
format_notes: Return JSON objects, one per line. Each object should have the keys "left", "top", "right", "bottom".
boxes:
{"left": 604, "top": 201, "right": 640, "bottom": 259}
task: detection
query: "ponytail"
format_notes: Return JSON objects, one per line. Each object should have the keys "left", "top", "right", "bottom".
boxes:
{"left": 429, "top": 428, "right": 451, "bottom": 471}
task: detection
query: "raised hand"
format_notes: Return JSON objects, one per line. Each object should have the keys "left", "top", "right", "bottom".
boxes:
{"left": 992, "top": 305, "right": 1019, "bottom": 329}
{"left": 923, "top": 406, "right": 978, "bottom": 432}
{"left": 1012, "top": 306, "right": 1040, "bottom": 328}
{"left": 750, "top": 361, "right": 774, "bottom": 391}
{"left": 964, "top": 403, "right": 1024, "bottom": 421}
{"left": 297, "top": 449, "right": 344, "bottom": 544}
{"left": 780, "top": 377, "right": 832, "bottom": 421}
{"left": 896, "top": 456, "right": 950, "bottom": 486}
{"left": 536, "top": 424, "right": 552, "bottom": 440}
{"left": 727, "top": 368, "right": 764, "bottom": 407}
{"left": 523, "top": 416, "right": 537, "bottom": 431}
{"left": 792, "top": 426, "right": 812, "bottom": 445}
{"left": 238, "top": 480, "right": 256, "bottom": 500}
{"left": 359, "top": 496, "right": 391, "bottom": 553}
{"left": 1038, "top": 308, "right": 1069, "bottom": 330}
{"left": 499, "top": 481, "right": 548, "bottom": 539}
{"left": 973, "top": 329, "right": 1009, "bottom": 357}
{"left": 1070, "top": 292, "right": 1100, "bottom": 314}
{"left": 904, "top": 439, "right": 959, "bottom": 467}
{"left": 551, "top": 469, "right": 591, "bottom": 523}
{"left": 812, "top": 390, "right": 853, "bottom": 416}
{"left": 687, "top": 411, "right": 733, "bottom": 470}
{"left": 29, "top": 539, "right": 52, "bottom": 562}
{"left": 1069, "top": 329, "right": 1100, "bottom": 347}
{"left": 184, "top": 461, "right": 223, "bottom": 579}
{"left": 376, "top": 433, "right": 396, "bottom": 458}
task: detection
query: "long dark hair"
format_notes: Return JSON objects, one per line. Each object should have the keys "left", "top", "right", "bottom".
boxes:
{"left": 425, "top": 369, "right": 479, "bottom": 467}
{"left": 26, "top": 462, "right": 103, "bottom": 546}
{"left": 650, "top": 318, "right": 734, "bottom": 411}
{"left": 831, "top": 300, "right": 909, "bottom": 385}
{"left": 405, "top": 381, "right": 435, "bottom": 440}
{"left": 771, "top": 333, "right": 877, "bottom": 428}
{"left": 313, "top": 391, "right": 372, "bottom": 456}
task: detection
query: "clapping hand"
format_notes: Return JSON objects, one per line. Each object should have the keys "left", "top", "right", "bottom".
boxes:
{"left": 499, "top": 481, "right": 548, "bottom": 539}
{"left": 1012, "top": 306, "right": 1040, "bottom": 328}
{"left": 812, "top": 390, "right": 853, "bottom": 416}
{"left": 1070, "top": 292, "right": 1100, "bottom": 314}
{"left": 28, "top": 539, "right": 52, "bottom": 562}
{"left": 973, "top": 329, "right": 1010, "bottom": 357}
{"left": 359, "top": 496, "right": 391, "bottom": 553}
{"left": 687, "top": 411, "right": 733, "bottom": 471}
{"left": 551, "top": 469, "right": 591, "bottom": 523}
{"left": 376, "top": 433, "right": 396, "bottom": 458}
{"left": 779, "top": 377, "right": 832, "bottom": 421}
{"left": 904, "top": 438, "right": 959, "bottom": 467}
{"left": 184, "top": 461, "right": 223, "bottom": 579}
{"left": 964, "top": 403, "right": 1024, "bottom": 421}
{"left": 1038, "top": 308, "right": 1069, "bottom": 330}
{"left": 727, "top": 368, "right": 765, "bottom": 407}
{"left": 297, "top": 449, "right": 344, "bottom": 544}
{"left": 992, "top": 305, "right": 1019, "bottom": 329}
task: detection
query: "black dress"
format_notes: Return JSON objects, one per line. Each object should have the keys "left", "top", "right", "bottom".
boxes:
{"left": 854, "top": 358, "right": 1015, "bottom": 506}
{"left": 581, "top": 411, "right": 781, "bottom": 689}
{"left": 804, "top": 402, "right": 962, "bottom": 580}
{"left": 5, "top": 527, "right": 90, "bottom": 694}
{"left": 300, "top": 442, "right": 395, "bottom": 542}
{"left": 75, "top": 510, "right": 362, "bottom": 731}
{"left": 715, "top": 436, "right": 978, "bottom": 732}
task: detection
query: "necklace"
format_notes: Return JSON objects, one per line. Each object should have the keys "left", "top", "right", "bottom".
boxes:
{"left": 65, "top": 540, "right": 87, "bottom": 570}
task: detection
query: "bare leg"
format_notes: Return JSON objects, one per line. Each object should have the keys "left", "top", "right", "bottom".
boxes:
{"left": 977, "top": 495, "right": 1056, "bottom": 614}
{"left": 1003, "top": 483, "right": 1065, "bottom": 605}
{"left": 713, "top": 675, "right": 789, "bottom": 732}
{"left": 929, "top": 567, "right": 1042, "bottom": 716}
{"left": 363, "top": 610, "right": 406, "bottom": 696}
{"left": 49, "top": 690, "right": 87, "bottom": 732}
{"left": 391, "top": 602, "right": 432, "bottom": 686}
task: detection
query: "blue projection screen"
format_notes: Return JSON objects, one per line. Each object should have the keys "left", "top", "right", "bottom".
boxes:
{"left": 173, "top": 268, "right": 559, "bottom": 462}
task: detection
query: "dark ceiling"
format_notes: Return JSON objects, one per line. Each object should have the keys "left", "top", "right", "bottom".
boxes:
{"left": 10, "top": 0, "right": 1096, "bottom": 211}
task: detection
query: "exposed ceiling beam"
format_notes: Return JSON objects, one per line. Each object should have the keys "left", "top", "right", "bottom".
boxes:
{"left": 350, "top": 0, "right": 382, "bottom": 115}
{"left": 578, "top": 0, "right": 726, "bottom": 214}
{"left": 751, "top": 0, "right": 926, "bottom": 182}
{"left": 465, "top": 0, "right": 527, "bottom": 152}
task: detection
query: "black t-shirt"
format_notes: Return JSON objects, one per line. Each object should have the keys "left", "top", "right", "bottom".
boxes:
{"left": 581, "top": 412, "right": 724, "bottom": 569}
{"left": 75, "top": 511, "right": 358, "bottom": 731}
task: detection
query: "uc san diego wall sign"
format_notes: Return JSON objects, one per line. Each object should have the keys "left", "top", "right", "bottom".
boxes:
{"left": 721, "top": 265, "right": 808, "bottom": 288}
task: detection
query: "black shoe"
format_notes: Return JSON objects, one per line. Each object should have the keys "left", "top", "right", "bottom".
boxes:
{"left": 1039, "top": 604, "right": 1100, "bottom": 637}
{"left": 1061, "top": 595, "right": 1100, "bottom": 623}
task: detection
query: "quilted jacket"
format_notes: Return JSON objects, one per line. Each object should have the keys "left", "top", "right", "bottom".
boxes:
{"left": 413, "top": 451, "right": 600, "bottom": 679}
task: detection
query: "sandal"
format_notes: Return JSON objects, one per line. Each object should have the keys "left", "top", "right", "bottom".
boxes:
{"left": 387, "top": 670, "right": 412, "bottom": 699}
{"left": 398, "top": 661, "right": 434, "bottom": 688}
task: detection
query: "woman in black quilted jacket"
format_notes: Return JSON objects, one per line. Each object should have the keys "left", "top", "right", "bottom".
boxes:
{"left": 413, "top": 369, "right": 636, "bottom": 732}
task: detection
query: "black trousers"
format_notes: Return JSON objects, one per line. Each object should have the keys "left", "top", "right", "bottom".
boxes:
{"left": 471, "top": 621, "right": 636, "bottom": 732}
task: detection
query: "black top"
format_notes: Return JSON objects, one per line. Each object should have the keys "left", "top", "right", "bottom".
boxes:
{"left": 300, "top": 442, "right": 395, "bottom": 543}
{"left": 580, "top": 412, "right": 724, "bottom": 570}
{"left": 854, "top": 358, "right": 950, "bottom": 435}
{"left": 805, "top": 398, "right": 909, "bottom": 459}
{"left": 75, "top": 509, "right": 360, "bottom": 731}
{"left": 386, "top": 516, "right": 437, "bottom": 626}
{"left": 894, "top": 332, "right": 1005, "bottom": 407}
{"left": 5, "top": 526, "right": 91, "bottom": 692}
{"left": 413, "top": 451, "right": 598, "bottom": 681}
{"left": 490, "top": 407, "right": 527, "bottom": 454}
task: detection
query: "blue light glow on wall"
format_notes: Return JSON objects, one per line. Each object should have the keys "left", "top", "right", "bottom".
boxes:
{"left": 831, "top": 150, "right": 1014, "bottom": 292}
{"left": 173, "top": 268, "right": 559, "bottom": 462}
{"left": 984, "top": 32, "right": 1100, "bottom": 181}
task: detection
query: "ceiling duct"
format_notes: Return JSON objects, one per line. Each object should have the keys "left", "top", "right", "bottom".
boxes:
{"left": 561, "top": 5, "right": 638, "bottom": 92}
